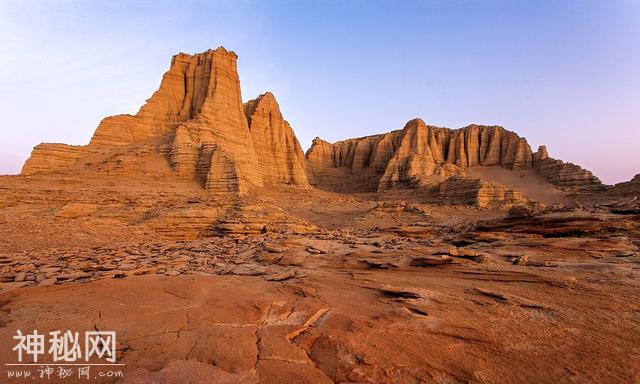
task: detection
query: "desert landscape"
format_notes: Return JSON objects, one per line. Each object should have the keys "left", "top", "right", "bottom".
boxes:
{"left": 0, "top": 47, "right": 639, "bottom": 383}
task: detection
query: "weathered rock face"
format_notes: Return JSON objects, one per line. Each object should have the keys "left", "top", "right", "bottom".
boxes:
{"left": 245, "top": 92, "right": 309, "bottom": 187}
{"left": 306, "top": 119, "right": 610, "bottom": 194}
{"left": 305, "top": 132, "right": 398, "bottom": 192}
{"left": 163, "top": 48, "right": 263, "bottom": 192}
{"left": 21, "top": 46, "right": 613, "bottom": 198}
{"left": 90, "top": 50, "right": 230, "bottom": 147}
{"left": 22, "top": 144, "right": 91, "bottom": 175}
{"left": 608, "top": 174, "right": 640, "bottom": 197}
{"left": 430, "top": 176, "right": 528, "bottom": 208}
{"left": 306, "top": 119, "right": 535, "bottom": 192}
{"left": 22, "top": 47, "right": 307, "bottom": 193}
{"left": 533, "top": 146, "right": 605, "bottom": 192}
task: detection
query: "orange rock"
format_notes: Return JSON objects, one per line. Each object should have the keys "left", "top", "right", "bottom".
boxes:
{"left": 245, "top": 92, "right": 308, "bottom": 187}
{"left": 21, "top": 46, "right": 607, "bottom": 197}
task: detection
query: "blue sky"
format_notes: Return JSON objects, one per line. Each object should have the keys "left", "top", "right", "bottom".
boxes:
{"left": 0, "top": 0, "right": 638, "bottom": 183}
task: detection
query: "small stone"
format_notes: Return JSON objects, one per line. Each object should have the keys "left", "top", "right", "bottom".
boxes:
{"left": 507, "top": 205, "right": 535, "bottom": 218}
{"left": 305, "top": 246, "right": 326, "bottom": 254}
{"left": 0, "top": 275, "right": 15, "bottom": 283}
{"left": 257, "top": 252, "right": 282, "bottom": 264}
{"left": 117, "top": 264, "right": 136, "bottom": 271}
{"left": 55, "top": 272, "right": 91, "bottom": 281}
{"left": 379, "top": 284, "right": 426, "bottom": 299}
{"left": 513, "top": 255, "right": 529, "bottom": 265}
{"left": 38, "top": 278, "right": 57, "bottom": 287}
{"left": 474, "top": 287, "right": 509, "bottom": 301}
{"left": 410, "top": 255, "right": 454, "bottom": 266}
{"left": 266, "top": 270, "right": 295, "bottom": 282}
{"left": 132, "top": 268, "right": 157, "bottom": 276}
{"left": 263, "top": 243, "right": 287, "bottom": 253}
{"left": 231, "top": 265, "right": 267, "bottom": 276}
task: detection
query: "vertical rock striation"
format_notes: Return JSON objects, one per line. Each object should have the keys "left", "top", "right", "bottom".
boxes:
{"left": 306, "top": 118, "right": 536, "bottom": 192}
{"left": 164, "top": 48, "right": 262, "bottom": 192}
{"left": 90, "top": 49, "right": 226, "bottom": 147}
{"left": 22, "top": 47, "right": 308, "bottom": 193}
{"left": 21, "top": 46, "right": 612, "bottom": 198}
{"left": 245, "top": 92, "right": 309, "bottom": 187}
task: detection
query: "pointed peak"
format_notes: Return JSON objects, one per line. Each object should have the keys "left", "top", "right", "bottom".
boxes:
{"left": 253, "top": 92, "right": 278, "bottom": 106}
{"left": 244, "top": 92, "right": 282, "bottom": 122}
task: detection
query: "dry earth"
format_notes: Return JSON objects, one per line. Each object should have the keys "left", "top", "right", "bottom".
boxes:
{"left": 0, "top": 173, "right": 639, "bottom": 384}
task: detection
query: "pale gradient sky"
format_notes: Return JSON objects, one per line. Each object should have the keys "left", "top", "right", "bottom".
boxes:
{"left": 0, "top": 0, "right": 638, "bottom": 184}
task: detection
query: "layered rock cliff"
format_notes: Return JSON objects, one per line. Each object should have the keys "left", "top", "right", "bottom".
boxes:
{"left": 532, "top": 146, "right": 605, "bottom": 192}
{"left": 22, "top": 46, "right": 612, "bottom": 201}
{"left": 306, "top": 118, "right": 604, "bottom": 193}
{"left": 245, "top": 93, "right": 308, "bottom": 187}
{"left": 23, "top": 47, "right": 308, "bottom": 192}
{"left": 22, "top": 144, "right": 91, "bottom": 175}
{"left": 90, "top": 49, "right": 234, "bottom": 147}
{"left": 431, "top": 176, "right": 528, "bottom": 208}
{"left": 164, "top": 48, "right": 262, "bottom": 192}
{"left": 608, "top": 174, "right": 640, "bottom": 197}
{"left": 306, "top": 119, "right": 535, "bottom": 192}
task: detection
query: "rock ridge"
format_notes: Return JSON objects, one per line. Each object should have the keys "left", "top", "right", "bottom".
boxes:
{"left": 306, "top": 119, "right": 605, "bottom": 193}
{"left": 22, "top": 47, "right": 615, "bottom": 201}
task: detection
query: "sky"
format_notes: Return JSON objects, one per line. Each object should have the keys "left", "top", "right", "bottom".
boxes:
{"left": 0, "top": 0, "right": 638, "bottom": 184}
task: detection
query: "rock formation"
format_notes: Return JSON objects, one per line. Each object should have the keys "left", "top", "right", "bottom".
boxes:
{"left": 430, "top": 176, "right": 528, "bottom": 208}
{"left": 306, "top": 119, "right": 535, "bottom": 192}
{"left": 532, "top": 146, "right": 605, "bottom": 192}
{"left": 307, "top": 119, "right": 604, "bottom": 193}
{"left": 607, "top": 174, "right": 640, "bottom": 201}
{"left": 91, "top": 49, "right": 239, "bottom": 147}
{"left": 22, "top": 47, "right": 308, "bottom": 192}
{"left": 22, "top": 46, "right": 612, "bottom": 202}
{"left": 22, "top": 144, "right": 91, "bottom": 175}
{"left": 245, "top": 92, "right": 308, "bottom": 187}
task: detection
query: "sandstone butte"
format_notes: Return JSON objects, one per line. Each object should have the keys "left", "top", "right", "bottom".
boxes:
{"left": 21, "top": 46, "right": 633, "bottom": 208}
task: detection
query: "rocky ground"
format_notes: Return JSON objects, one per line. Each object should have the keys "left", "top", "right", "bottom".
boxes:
{"left": 0, "top": 174, "right": 639, "bottom": 383}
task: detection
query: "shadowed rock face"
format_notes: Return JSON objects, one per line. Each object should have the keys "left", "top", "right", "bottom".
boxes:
{"left": 306, "top": 118, "right": 604, "bottom": 193}
{"left": 610, "top": 174, "right": 640, "bottom": 196}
